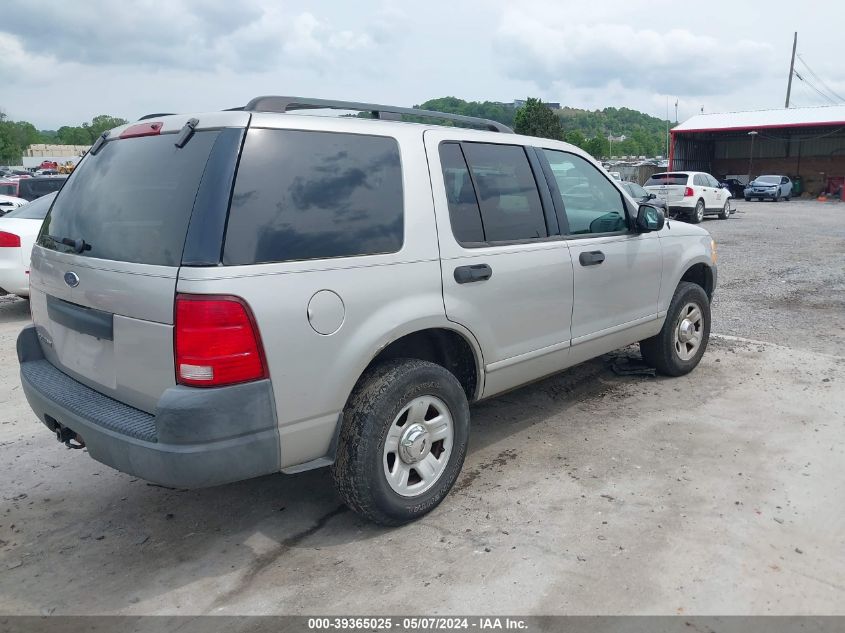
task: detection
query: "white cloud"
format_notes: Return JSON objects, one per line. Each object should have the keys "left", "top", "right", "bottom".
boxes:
{"left": 495, "top": 11, "right": 775, "bottom": 96}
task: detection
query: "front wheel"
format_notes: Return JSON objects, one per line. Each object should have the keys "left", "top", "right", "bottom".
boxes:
{"left": 719, "top": 201, "right": 730, "bottom": 219}
{"left": 691, "top": 199, "right": 705, "bottom": 223}
{"left": 331, "top": 359, "right": 470, "bottom": 526}
{"left": 640, "top": 282, "right": 711, "bottom": 376}
{"left": 744, "top": 197, "right": 751, "bottom": 202}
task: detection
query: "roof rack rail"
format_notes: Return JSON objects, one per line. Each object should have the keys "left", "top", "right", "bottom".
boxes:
{"left": 138, "top": 113, "right": 175, "bottom": 121}
{"left": 240, "top": 96, "right": 514, "bottom": 133}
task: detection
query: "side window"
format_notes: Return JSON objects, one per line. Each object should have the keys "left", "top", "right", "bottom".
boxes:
{"left": 439, "top": 143, "right": 484, "bottom": 243}
{"left": 694, "top": 174, "right": 706, "bottom": 187}
{"left": 543, "top": 149, "right": 628, "bottom": 235}
{"left": 223, "top": 129, "right": 404, "bottom": 265}
{"left": 782, "top": 177, "right": 789, "bottom": 184}
{"left": 460, "top": 143, "right": 547, "bottom": 242}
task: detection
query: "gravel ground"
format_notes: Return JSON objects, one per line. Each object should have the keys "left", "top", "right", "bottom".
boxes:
{"left": 0, "top": 199, "right": 843, "bottom": 616}
{"left": 705, "top": 198, "right": 845, "bottom": 356}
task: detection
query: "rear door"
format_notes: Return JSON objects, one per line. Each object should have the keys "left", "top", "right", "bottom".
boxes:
{"left": 425, "top": 131, "right": 574, "bottom": 397}
{"left": 29, "top": 112, "right": 249, "bottom": 413}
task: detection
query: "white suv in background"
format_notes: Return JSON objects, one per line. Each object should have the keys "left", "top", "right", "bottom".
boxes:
{"left": 644, "top": 171, "right": 731, "bottom": 223}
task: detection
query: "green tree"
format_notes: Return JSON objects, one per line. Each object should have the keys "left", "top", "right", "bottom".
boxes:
{"left": 513, "top": 98, "right": 564, "bottom": 140}
{"left": 584, "top": 136, "right": 609, "bottom": 159}
{"left": 88, "top": 115, "right": 128, "bottom": 140}
{"left": 564, "top": 129, "right": 586, "bottom": 148}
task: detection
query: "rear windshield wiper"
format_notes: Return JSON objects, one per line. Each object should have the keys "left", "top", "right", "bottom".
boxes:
{"left": 44, "top": 235, "right": 92, "bottom": 254}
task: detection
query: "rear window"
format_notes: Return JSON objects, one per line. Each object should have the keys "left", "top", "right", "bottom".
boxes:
{"left": 644, "top": 173, "right": 689, "bottom": 187}
{"left": 38, "top": 131, "right": 220, "bottom": 266}
{"left": 19, "top": 177, "right": 66, "bottom": 201}
{"left": 3, "top": 192, "right": 55, "bottom": 219}
{"left": 223, "top": 129, "right": 403, "bottom": 265}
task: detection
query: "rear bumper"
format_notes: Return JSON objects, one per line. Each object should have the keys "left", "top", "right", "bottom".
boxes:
{"left": 17, "top": 325, "right": 281, "bottom": 488}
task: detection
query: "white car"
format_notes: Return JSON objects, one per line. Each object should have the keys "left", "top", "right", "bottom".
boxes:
{"left": 0, "top": 192, "right": 54, "bottom": 297}
{"left": 0, "top": 194, "right": 28, "bottom": 216}
{"left": 643, "top": 171, "right": 731, "bottom": 223}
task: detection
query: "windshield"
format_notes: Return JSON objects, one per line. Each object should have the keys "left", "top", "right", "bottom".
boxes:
{"left": 3, "top": 192, "right": 56, "bottom": 219}
{"left": 644, "top": 173, "right": 688, "bottom": 187}
{"left": 38, "top": 131, "right": 220, "bottom": 266}
{"left": 756, "top": 176, "right": 780, "bottom": 184}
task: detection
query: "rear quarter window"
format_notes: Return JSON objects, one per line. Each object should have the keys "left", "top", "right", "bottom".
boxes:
{"left": 223, "top": 129, "right": 404, "bottom": 265}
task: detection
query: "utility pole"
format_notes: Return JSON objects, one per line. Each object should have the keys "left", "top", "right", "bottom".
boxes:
{"left": 674, "top": 99, "right": 678, "bottom": 123}
{"left": 785, "top": 32, "right": 797, "bottom": 108}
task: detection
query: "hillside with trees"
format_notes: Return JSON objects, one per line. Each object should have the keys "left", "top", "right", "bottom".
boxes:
{"left": 0, "top": 112, "right": 128, "bottom": 163}
{"left": 416, "top": 97, "right": 670, "bottom": 159}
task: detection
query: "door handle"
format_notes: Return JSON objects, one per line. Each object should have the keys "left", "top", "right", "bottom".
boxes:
{"left": 454, "top": 264, "right": 492, "bottom": 284}
{"left": 579, "top": 251, "right": 605, "bottom": 266}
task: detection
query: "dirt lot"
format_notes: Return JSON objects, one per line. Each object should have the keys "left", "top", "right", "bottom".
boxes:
{"left": 1, "top": 199, "right": 843, "bottom": 616}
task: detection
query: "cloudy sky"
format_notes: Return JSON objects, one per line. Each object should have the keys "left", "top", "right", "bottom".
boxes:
{"left": 2, "top": 0, "right": 843, "bottom": 130}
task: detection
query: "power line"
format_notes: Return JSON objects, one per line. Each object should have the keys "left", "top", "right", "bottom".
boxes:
{"left": 793, "top": 70, "right": 839, "bottom": 104}
{"left": 796, "top": 53, "right": 845, "bottom": 102}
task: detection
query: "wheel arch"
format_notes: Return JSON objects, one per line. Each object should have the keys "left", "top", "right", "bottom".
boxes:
{"left": 679, "top": 262, "right": 715, "bottom": 300}
{"left": 358, "top": 325, "right": 485, "bottom": 403}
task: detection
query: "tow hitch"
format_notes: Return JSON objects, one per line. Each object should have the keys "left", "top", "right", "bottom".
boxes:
{"left": 55, "top": 425, "right": 85, "bottom": 450}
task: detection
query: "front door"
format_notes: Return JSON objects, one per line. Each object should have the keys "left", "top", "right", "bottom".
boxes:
{"left": 424, "top": 131, "right": 574, "bottom": 397}
{"left": 540, "top": 148, "right": 662, "bottom": 354}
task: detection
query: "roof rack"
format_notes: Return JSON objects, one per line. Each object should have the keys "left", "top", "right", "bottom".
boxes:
{"left": 239, "top": 96, "right": 514, "bottom": 133}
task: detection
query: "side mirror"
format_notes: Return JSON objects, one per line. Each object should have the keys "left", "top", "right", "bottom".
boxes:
{"left": 647, "top": 192, "right": 657, "bottom": 199}
{"left": 636, "top": 204, "right": 665, "bottom": 232}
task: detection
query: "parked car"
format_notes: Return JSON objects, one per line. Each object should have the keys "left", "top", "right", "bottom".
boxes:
{"left": 16, "top": 175, "right": 67, "bottom": 201}
{"left": 643, "top": 171, "right": 731, "bottom": 222}
{"left": 0, "top": 194, "right": 28, "bottom": 216}
{"left": 744, "top": 175, "right": 792, "bottom": 202}
{"left": 17, "top": 98, "right": 717, "bottom": 525}
{"left": 620, "top": 181, "right": 668, "bottom": 213}
{"left": 0, "top": 180, "right": 20, "bottom": 197}
{"left": 719, "top": 178, "right": 746, "bottom": 199}
{"left": 0, "top": 193, "right": 55, "bottom": 297}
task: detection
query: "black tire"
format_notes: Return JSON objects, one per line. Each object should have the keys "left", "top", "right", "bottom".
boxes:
{"left": 718, "top": 201, "right": 730, "bottom": 219}
{"left": 786, "top": 194, "right": 791, "bottom": 201}
{"left": 691, "top": 199, "right": 705, "bottom": 223}
{"left": 772, "top": 194, "right": 779, "bottom": 202}
{"left": 640, "top": 281, "right": 711, "bottom": 377}
{"left": 744, "top": 197, "right": 750, "bottom": 202}
{"left": 331, "top": 359, "right": 470, "bottom": 526}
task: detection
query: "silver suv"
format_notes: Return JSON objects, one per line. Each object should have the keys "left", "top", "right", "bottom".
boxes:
{"left": 17, "top": 97, "right": 717, "bottom": 525}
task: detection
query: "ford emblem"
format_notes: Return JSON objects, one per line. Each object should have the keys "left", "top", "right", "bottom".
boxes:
{"left": 64, "top": 271, "right": 80, "bottom": 288}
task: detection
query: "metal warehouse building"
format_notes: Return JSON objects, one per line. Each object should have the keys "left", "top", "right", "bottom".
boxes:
{"left": 669, "top": 105, "right": 845, "bottom": 197}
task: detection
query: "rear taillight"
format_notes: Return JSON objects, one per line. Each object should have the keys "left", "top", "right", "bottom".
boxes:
{"left": 0, "top": 231, "right": 21, "bottom": 247}
{"left": 174, "top": 294, "right": 267, "bottom": 387}
{"left": 684, "top": 187, "right": 694, "bottom": 197}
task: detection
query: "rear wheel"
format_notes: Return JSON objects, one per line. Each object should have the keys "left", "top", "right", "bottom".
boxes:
{"left": 640, "top": 282, "right": 711, "bottom": 376}
{"left": 331, "top": 359, "right": 470, "bottom": 526}
{"left": 691, "top": 199, "right": 705, "bottom": 223}
{"left": 718, "top": 201, "right": 730, "bottom": 219}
